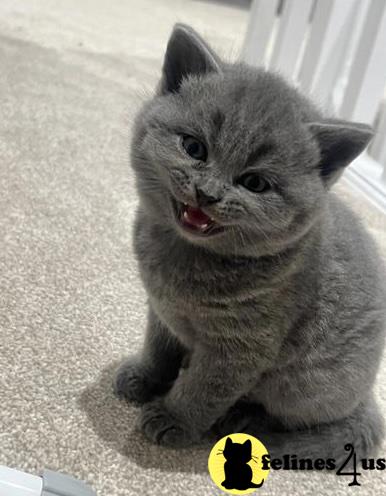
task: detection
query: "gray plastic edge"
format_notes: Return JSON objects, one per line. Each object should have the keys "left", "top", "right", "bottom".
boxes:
{"left": 41, "top": 470, "right": 96, "bottom": 496}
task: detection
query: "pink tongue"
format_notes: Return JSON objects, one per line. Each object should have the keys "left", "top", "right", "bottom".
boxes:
{"left": 182, "top": 205, "right": 211, "bottom": 228}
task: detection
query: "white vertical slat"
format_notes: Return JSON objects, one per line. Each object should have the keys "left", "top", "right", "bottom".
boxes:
{"left": 310, "top": 0, "right": 360, "bottom": 112}
{"left": 370, "top": 102, "right": 386, "bottom": 173}
{"left": 298, "top": 0, "right": 339, "bottom": 93}
{"left": 339, "top": 0, "right": 386, "bottom": 124}
{"left": 241, "top": 0, "right": 281, "bottom": 67}
{"left": 268, "top": 0, "right": 314, "bottom": 81}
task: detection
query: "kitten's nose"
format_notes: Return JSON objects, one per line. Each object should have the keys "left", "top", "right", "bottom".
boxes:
{"left": 195, "top": 184, "right": 222, "bottom": 207}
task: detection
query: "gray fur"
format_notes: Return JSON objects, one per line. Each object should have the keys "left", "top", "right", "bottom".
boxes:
{"left": 114, "top": 24, "right": 386, "bottom": 462}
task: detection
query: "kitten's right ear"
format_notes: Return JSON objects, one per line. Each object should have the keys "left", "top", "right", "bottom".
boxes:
{"left": 159, "top": 23, "right": 221, "bottom": 95}
{"left": 243, "top": 439, "right": 252, "bottom": 451}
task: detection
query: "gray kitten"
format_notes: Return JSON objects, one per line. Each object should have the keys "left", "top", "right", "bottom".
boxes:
{"left": 114, "top": 24, "right": 386, "bottom": 462}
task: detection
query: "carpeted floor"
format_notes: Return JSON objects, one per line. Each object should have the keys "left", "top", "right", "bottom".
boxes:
{"left": 0, "top": 1, "right": 385, "bottom": 495}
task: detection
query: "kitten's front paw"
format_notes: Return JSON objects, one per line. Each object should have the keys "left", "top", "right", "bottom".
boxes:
{"left": 139, "top": 399, "right": 197, "bottom": 448}
{"left": 113, "top": 359, "right": 158, "bottom": 405}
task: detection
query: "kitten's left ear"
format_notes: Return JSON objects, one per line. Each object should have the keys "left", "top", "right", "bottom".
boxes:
{"left": 159, "top": 23, "right": 221, "bottom": 95}
{"left": 308, "top": 119, "right": 373, "bottom": 186}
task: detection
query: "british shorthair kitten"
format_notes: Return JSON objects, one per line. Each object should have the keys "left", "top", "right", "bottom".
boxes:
{"left": 114, "top": 24, "right": 386, "bottom": 463}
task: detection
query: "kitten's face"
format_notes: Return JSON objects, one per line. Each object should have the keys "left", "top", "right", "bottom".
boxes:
{"left": 132, "top": 70, "right": 323, "bottom": 255}
{"left": 130, "top": 25, "right": 372, "bottom": 256}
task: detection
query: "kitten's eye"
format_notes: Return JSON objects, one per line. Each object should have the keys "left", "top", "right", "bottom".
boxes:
{"left": 239, "top": 173, "right": 270, "bottom": 193}
{"left": 182, "top": 135, "right": 207, "bottom": 161}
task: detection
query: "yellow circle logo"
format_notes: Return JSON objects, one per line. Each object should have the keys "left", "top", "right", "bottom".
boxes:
{"left": 208, "top": 433, "right": 270, "bottom": 494}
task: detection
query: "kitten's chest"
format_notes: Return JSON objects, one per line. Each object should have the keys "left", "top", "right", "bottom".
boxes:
{"left": 134, "top": 220, "right": 262, "bottom": 320}
{"left": 137, "top": 236, "right": 238, "bottom": 309}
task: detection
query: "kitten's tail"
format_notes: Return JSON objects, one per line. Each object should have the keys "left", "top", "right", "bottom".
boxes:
{"left": 250, "top": 480, "right": 265, "bottom": 488}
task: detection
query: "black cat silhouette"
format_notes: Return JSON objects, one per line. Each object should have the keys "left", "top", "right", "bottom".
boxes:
{"left": 221, "top": 437, "right": 264, "bottom": 490}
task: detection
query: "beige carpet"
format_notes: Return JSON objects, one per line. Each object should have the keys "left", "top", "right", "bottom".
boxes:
{"left": 0, "top": 1, "right": 385, "bottom": 494}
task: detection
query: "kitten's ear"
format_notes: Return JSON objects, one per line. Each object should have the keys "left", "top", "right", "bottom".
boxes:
{"left": 243, "top": 439, "right": 252, "bottom": 453}
{"left": 159, "top": 23, "right": 221, "bottom": 95}
{"left": 224, "top": 437, "right": 233, "bottom": 449}
{"left": 308, "top": 119, "right": 373, "bottom": 186}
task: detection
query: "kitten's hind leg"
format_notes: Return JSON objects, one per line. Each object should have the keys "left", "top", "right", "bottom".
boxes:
{"left": 259, "top": 397, "right": 384, "bottom": 464}
{"left": 114, "top": 309, "right": 186, "bottom": 404}
{"left": 216, "top": 396, "right": 384, "bottom": 465}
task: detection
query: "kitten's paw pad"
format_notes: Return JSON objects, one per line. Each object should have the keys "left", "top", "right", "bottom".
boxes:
{"left": 139, "top": 400, "right": 195, "bottom": 448}
{"left": 113, "top": 360, "right": 155, "bottom": 405}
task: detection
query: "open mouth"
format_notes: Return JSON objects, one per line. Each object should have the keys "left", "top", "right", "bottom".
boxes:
{"left": 172, "top": 199, "right": 225, "bottom": 237}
